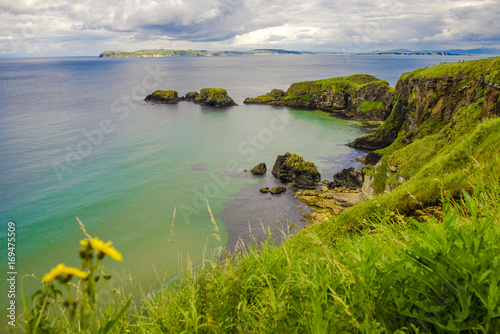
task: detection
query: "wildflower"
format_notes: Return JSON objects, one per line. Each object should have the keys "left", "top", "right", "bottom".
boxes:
{"left": 42, "top": 264, "right": 89, "bottom": 283}
{"left": 80, "top": 237, "right": 123, "bottom": 261}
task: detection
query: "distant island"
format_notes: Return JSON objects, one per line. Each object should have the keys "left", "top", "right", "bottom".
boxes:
{"left": 99, "top": 48, "right": 462, "bottom": 58}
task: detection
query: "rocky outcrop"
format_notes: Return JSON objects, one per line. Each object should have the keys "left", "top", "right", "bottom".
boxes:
{"left": 145, "top": 90, "right": 181, "bottom": 103}
{"left": 259, "top": 186, "right": 287, "bottom": 194}
{"left": 244, "top": 74, "right": 394, "bottom": 121}
{"left": 271, "top": 153, "right": 321, "bottom": 189}
{"left": 269, "top": 187, "right": 287, "bottom": 195}
{"left": 330, "top": 167, "right": 364, "bottom": 190}
{"left": 145, "top": 89, "right": 236, "bottom": 107}
{"left": 365, "top": 152, "right": 382, "bottom": 165}
{"left": 194, "top": 88, "right": 236, "bottom": 107}
{"left": 250, "top": 163, "right": 267, "bottom": 175}
{"left": 184, "top": 92, "right": 199, "bottom": 101}
{"left": 348, "top": 57, "right": 500, "bottom": 150}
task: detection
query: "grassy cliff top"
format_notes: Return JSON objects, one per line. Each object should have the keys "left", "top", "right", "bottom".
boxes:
{"left": 402, "top": 56, "right": 500, "bottom": 83}
{"left": 287, "top": 74, "right": 391, "bottom": 97}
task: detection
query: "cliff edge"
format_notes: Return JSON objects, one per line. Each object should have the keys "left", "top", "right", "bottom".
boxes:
{"left": 348, "top": 57, "right": 500, "bottom": 150}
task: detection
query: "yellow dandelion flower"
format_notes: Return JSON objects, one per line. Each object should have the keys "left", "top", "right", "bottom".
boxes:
{"left": 42, "top": 264, "right": 88, "bottom": 283}
{"left": 80, "top": 237, "right": 123, "bottom": 261}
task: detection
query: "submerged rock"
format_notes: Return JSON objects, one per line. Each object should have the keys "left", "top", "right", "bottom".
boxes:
{"left": 144, "top": 90, "right": 181, "bottom": 103}
{"left": 251, "top": 163, "right": 267, "bottom": 175}
{"left": 260, "top": 187, "right": 270, "bottom": 193}
{"left": 194, "top": 88, "right": 236, "bottom": 107}
{"left": 271, "top": 152, "right": 321, "bottom": 189}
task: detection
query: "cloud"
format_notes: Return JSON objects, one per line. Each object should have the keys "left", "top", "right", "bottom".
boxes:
{"left": 0, "top": 0, "right": 498, "bottom": 56}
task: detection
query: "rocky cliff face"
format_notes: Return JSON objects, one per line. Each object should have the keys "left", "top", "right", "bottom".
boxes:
{"left": 244, "top": 74, "right": 394, "bottom": 121}
{"left": 349, "top": 57, "right": 500, "bottom": 202}
{"left": 349, "top": 58, "right": 500, "bottom": 150}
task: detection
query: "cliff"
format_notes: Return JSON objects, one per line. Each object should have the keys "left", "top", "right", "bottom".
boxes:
{"left": 349, "top": 57, "right": 500, "bottom": 150}
{"left": 244, "top": 74, "right": 394, "bottom": 121}
{"left": 342, "top": 56, "right": 500, "bottom": 218}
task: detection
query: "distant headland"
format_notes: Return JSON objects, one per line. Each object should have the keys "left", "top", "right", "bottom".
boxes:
{"left": 98, "top": 48, "right": 462, "bottom": 58}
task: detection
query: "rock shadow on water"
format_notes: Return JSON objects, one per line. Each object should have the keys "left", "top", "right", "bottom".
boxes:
{"left": 190, "top": 163, "right": 207, "bottom": 171}
{"left": 216, "top": 173, "right": 311, "bottom": 252}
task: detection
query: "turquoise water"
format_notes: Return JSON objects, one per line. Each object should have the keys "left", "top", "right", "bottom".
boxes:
{"left": 0, "top": 55, "right": 470, "bottom": 315}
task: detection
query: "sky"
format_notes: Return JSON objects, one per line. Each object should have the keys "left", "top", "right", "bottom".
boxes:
{"left": 0, "top": 0, "right": 499, "bottom": 57}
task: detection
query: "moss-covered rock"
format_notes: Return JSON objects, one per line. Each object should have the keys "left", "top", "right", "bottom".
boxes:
{"left": 269, "top": 186, "right": 287, "bottom": 195}
{"left": 250, "top": 163, "right": 267, "bottom": 175}
{"left": 349, "top": 57, "right": 500, "bottom": 150}
{"left": 144, "top": 90, "right": 181, "bottom": 103}
{"left": 244, "top": 74, "right": 394, "bottom": 121}
{"left": 243, "top": 89, "right": 286, "bottom": 104}
{"left": 194, "top": 88, "right": 236, "bottom": 107}
{"left": 271, "top": 152, "right": 321, "bottom": 189}
{"left": 184, "top": 91, "right": 199, "bottom": 101}
{"left": 330, "top": 167, "right": 364, "bottom": 190}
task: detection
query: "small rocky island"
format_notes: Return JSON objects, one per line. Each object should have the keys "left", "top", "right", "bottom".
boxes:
{"left": 244, "top": 74, "right": 394, "bottom": 121}
{"left": 145, "top": 88, "right": 236, "bottom": 107}
{"left": 145, "top": 90, "right": 181, "bottom": 103}
{"left": 193, "top": 88, "right": 236, "bottom": 107}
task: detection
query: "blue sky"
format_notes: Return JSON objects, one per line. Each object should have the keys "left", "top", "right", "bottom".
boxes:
{"left": 0, "top": 0, "right": 499, "bottom": 56}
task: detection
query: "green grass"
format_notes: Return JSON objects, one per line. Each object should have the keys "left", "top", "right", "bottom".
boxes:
{"left": 284, "top": 94, "right": 311, "bottom": 101}
{"left": 400, "top": 57, "right": 500, "bottom": 83}
{"left": 109, "top": 174, "right": 500, "bottom": 333}
{"left": 355, "top": 79, "right": 393, "bottom": 92}
{"left": 356, "top": 100, "right": 386, "bottom": 112}
{"left": 285, "top": 74, "right": 386, "bottom": 99}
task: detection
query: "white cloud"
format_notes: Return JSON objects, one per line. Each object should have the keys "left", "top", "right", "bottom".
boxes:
{"left": 0, "top": 0, "right": 498, "bottom": 56}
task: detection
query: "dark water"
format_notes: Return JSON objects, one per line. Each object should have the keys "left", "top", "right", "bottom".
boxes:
{"left": 0, "top": 54, "right": 471, "bottom": 314}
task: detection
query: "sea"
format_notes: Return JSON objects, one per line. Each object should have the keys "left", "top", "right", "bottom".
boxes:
{"left": 0, "top": 54, "right": 474, "bottom": 317}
